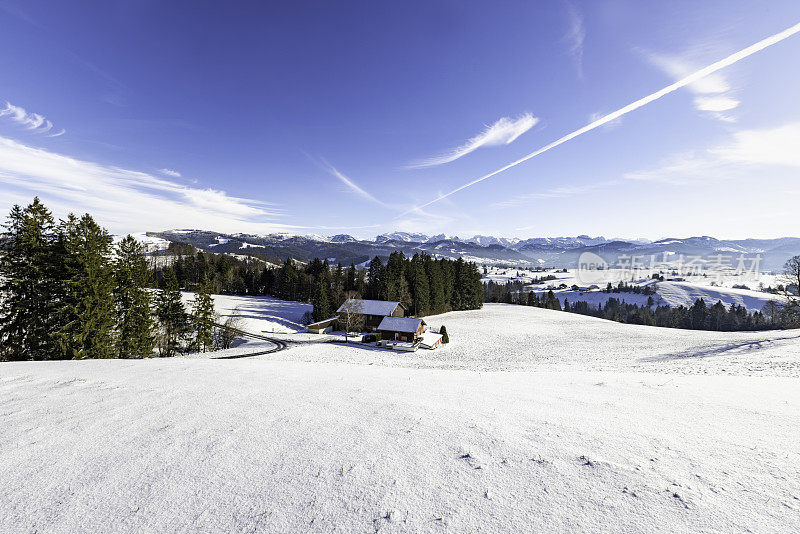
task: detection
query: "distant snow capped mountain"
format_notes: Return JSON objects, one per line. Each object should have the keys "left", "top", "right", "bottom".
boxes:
{"left": 376, "top": 232, "right": 430, "bottom": 243}
{"left": 426, "top": 233, "right": 459, "bottom": 243}
{"left": 329, "top": 234, "right": 358, "bottom": 243}
{"left": 146, "top": 230, "right": 800, "bottom": 271}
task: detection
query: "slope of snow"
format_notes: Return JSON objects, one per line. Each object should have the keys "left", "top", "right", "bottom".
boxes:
{"left": 180, "top": 293, "right": 312, "bottom": 335}
{"left": 656, "top": 282, "right": 782, "bottom": 312}
{"left": 2, "top": 304, "right": 799, "bottom": 532}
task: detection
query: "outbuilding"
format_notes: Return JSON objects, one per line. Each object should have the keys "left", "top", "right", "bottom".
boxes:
{"left": 307, "top": 317, "right": 338, "bottom": 334}
{"left": 418, "top": 331, "right": 443, "bottom": 349}
{"left": 377, "top": 316, "right": 425, "bottom": 342}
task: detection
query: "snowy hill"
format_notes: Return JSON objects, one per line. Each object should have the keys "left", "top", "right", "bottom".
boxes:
{"left": 2, "top": 303, "right": 799, "bottom": 532}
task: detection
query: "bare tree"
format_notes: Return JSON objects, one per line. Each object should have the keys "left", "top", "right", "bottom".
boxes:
{"left": 782, "top": 255, "right": 800, "bottom": 325}
{"left": 217, "top": 306, "right": 245, "bottom": 350}
{"left": 339, "top": 292, "right": 364, "bottom": 343}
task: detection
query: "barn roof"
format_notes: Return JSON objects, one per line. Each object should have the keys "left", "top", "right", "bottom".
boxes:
{"left": 419, "top": 331, "right": 442, "bottom": 348}
{"left": 337, "top": 299, "right": 401, "bottom": 316}
{"left": 377, "top": 316, "right": 423, "bottom": 333}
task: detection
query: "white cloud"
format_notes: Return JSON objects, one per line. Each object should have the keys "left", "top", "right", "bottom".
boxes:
{"left": 492, "top": 180, "right": 620, "bottom": 208}
{"left": 321, "top": 161, "right": 390, "bottom": 208}
{"left": 644, "top": 52, "right": 739, "bottom": 121}
{"left": 0, "top": 101, "right": 65, "bottom": 136}
{"left": 693, "top": 95, "right": 739, "bottom": 112}
{"left": 564, "top": 1, "right": 585, "bottom": 79}
{"left": 625, "top": 122, "right": 800, "bottom": 182}
{"left": 408, "top": 113, "right": 539, "bottom": 168}
{"left": 399, "top": 21, "right": 800, "bottom": 216}
{"left": 158, "top": 168, "right": 182, "bottom": 177}
{"left": 0, "top": 136, "right": 291, "bottom": 234}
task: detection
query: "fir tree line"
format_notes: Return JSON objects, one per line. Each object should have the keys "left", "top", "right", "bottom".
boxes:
{"left": 151, "top": 249, "right": 484, "bottom": 320}
{"left": 0, "top": 198, "right": 216, "bottom": 361}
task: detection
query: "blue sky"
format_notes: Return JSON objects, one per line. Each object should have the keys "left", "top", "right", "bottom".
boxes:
{"left": 2, "top": 0, "right": 800, "bottom": 239}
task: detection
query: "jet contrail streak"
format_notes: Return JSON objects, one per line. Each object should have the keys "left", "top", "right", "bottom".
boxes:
{"left": 398, "top": 21, "right": 800, "bottom": 217}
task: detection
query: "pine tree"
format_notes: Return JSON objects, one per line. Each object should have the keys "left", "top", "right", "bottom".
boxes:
{"left": 311, "top": 274, "right": 332, "bottom": 322}
{"left": 56, "top": 213, "right": 115, "bottom": 359}
{"left": 410, "top": 255, "right": 430, "bottom": 316}
{"left": 113, "top": 235, "right": 155, "bottom": 358}
{"left": 426, "top": 257, "right": 447, "bottom": 314}
{"left": 0, "top": 199, "right": 61, "bottom": 360}
{"left": 439, "top": 325, "right": 449, "bottom": 344}
{"left": 156, "top": 269, "right": 189, "bottom": 356}
{"left": 190, "top": 277, "right": 216, "bottom": 352}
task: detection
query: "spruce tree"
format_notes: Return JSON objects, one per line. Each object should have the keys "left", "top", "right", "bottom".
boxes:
{"left": 439, "top": 325, "right": 449, "bottom": 344}
{"left": 190, "top": 277, "right": 216, "bottom": 352}
{"left": 0, "top": 199, "right": 60, "bottom": 360}
{"left": 156, "top": 269, "right": 189, "bottom": 356}
{"left": 426, "top": 257, "right": 447, "bottom": 314}
{"left": 411, "top": 255, "right": 430, "bottom": 316}
{"left": 311, "top": 275, "right": 332, "bottom": 322}
{"left": 56, "top": 213, "right": 115, "bottom": 359}
{"left": 113, "top": 235, "right": 154, "bottom": 358}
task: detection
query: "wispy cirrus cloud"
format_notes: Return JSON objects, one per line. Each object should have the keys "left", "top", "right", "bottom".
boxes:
{"left": 491, "top": 180, "right": 620, "bottom": 208}
{"left": 563, "top": 1, "right": 585, "bottom": 79}
{"left": 158, "top": 168, "right": 182, "bottom": 177}
{"left": 407, "top": 113, "right": 539, "bottom": 168}
{"left": 0, "top": 136, "right": 290, "bottom": 234}
{"left": 399, "top": 21, "right": 800, "bottom": 216}
{"left": 320, "top": 160, "right": 391, "bottom": 208}
{"left": 643, "top": 51, "right": 739, "bottom": 122}
{"left": 0, "top": 101, "right": 65, "bottom": 136}
{"left": 625, "top": 121, "right": 800, "bottom": 183}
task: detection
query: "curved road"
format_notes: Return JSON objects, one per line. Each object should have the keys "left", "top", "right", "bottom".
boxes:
{"left": 211, "top": 323, "right": 291, "bottom": 359}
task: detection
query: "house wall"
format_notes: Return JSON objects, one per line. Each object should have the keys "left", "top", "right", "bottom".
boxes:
{"left": 378, "top": 323, "right": 423, "bottom": 342}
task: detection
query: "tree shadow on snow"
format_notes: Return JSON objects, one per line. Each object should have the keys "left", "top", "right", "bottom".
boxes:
{"left": 643, "top": 334, "right": 800, "bottom": 362}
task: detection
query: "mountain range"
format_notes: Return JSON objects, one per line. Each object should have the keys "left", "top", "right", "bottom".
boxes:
{"left": 147, "top": 230, "right": 800, "bottom": 271}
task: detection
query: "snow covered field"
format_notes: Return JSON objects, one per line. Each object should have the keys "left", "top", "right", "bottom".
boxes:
{"left": 2, "top": 303, "right": 799, "bottom": 532}
{"left": 483, "top": 266, "right": 785, "bottom": 313}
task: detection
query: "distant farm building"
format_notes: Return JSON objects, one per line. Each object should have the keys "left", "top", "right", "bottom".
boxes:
{"left": 337, "top": 299, "right": 405, "bottom": 331}
{"left": 418, "top": 331, "right": 443, "bottom": 349}
{"left": 377, "top": 316, "right": 425, "bottom": 342}
{"left": 306, "top": 317, "right": 337, "bottom": 334}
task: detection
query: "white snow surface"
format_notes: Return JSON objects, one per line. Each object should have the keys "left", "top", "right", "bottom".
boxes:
{"left": 2, "top": 303, "right": 799, "bottom": 532}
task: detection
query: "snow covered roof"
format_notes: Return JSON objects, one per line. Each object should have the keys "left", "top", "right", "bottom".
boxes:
{"left": 377, "top": 316, "right": 423, "bottom": 333}
{"left": 419, "top": 331, "right": 442, "bottom": 348}
{"left": 337, "top": 299, "right": 402, "bottom": 316}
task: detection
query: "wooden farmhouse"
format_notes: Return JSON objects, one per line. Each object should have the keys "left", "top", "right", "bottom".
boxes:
{"left": 377, "top": 316, "right": 425, "bottom": 342}
{"left": 336, "top": 299, "right": 406, "bottom": 331}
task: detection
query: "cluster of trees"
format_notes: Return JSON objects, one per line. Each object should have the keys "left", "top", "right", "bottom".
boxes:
{"left": 0, "top": 198, "right": 217, "bottom": 361}
{"left": 152, "top": 250, "right": 484, "bottom": 321}
{"left": 362, "top": 252, "right": 483, "bottom": 317}
{"left": 603, "top": 281, "right": 657, "bottom": 295}
{"left": 561, "top": 297, "right": 783, "bottom": 331}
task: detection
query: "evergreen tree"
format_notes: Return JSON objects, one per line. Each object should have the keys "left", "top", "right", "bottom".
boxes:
{"left": 311, "top": 274, "right": 332, "bottom": 322}
{"left": 426, "top": 257, "right": 447, "bottom": 314}
{"left": 1, "top": 199, "right": 63, "bottom": 360}
{"left": 190, "top": 277, "right": 216, "bottom": 352}
{"left": 113, "top": 235, "right": 154, "bottom": 358}
{"left": 56, "top": 214, "right": 115, "bottom": 359}
{"left": 366, "top": 256, "right": 385, "bottom": 300}
{"left": 439, "top": 324, "right": 449, "bottom": 344}
{"left": 410, "top": 254, "right": 430, "bottom": 315}
{"left": 156, "top": 269, "right": 189, "bottom": 356}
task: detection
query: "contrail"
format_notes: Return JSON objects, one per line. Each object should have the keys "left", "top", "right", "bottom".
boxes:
{"left": 399, "top": 21, "right": 800, "bottom": 217}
